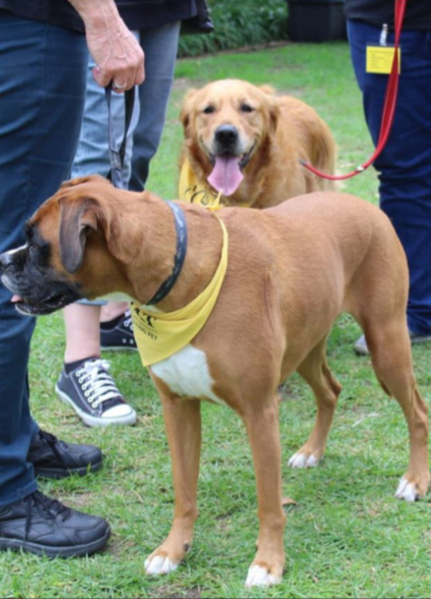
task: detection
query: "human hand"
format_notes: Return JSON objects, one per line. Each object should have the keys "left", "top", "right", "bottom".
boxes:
{"left": 70, "top": 0, "right": 145, "bottom": 92}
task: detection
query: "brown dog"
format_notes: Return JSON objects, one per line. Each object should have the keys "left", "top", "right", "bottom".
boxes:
{"left": 179, "top": 79, "right": 336, "bottom": 208}
{"left": 1, "top": 176, "right": 428, "bottom": 586}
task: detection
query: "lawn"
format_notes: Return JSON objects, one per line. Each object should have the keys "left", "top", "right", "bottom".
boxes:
{"left": 2, "top": 43, "right": 431, "bottom": 599}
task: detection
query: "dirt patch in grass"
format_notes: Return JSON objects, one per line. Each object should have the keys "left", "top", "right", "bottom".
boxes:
{"left": 153, "top": 585, "right": 202, "bottom": 598}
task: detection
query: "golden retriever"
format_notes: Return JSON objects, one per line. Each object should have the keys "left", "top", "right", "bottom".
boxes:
{"left": 179, "top": 78, "right": 336, "bottom": 208}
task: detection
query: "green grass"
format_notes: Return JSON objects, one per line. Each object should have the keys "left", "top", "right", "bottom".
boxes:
{"left": 3, "top": 43, "right": 431, "bottom": 598}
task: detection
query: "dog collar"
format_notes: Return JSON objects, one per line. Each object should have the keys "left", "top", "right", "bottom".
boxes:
{"left": 146, "top": 201, "right": 188, "bottom": 305}
{"left": 131, "top": 215, "right": 228, "bottom": 367}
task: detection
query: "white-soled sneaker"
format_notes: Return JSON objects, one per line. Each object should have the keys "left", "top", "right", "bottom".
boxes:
{"left": 55, "top": 358, "right": 136, "bottom": 427}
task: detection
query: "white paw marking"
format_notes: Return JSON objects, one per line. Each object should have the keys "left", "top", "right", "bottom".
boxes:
{"left": 151, "top": 344, "right": 226, "bottom": 406}
{"left": 144, "top": 554, "right": 178, "bottom": 575}
{"left": 288, "top": 451, "right": 319, "bottom": 469}
{"left": 395, "top": 476, "right": 419, "bottom": 502}
{"left": 245, "top": 565, "right": 281, "bottom": 587}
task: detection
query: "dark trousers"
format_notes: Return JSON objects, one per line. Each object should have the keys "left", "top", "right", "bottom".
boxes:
{"left": 348, "top": 19, "right": 431, "bottom": 335}
{"left": 0, "top": 11, "right": 87, "bottom": 506}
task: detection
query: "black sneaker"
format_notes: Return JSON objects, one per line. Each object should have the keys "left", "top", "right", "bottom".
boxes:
{"left": 0, "top": 490, "right": 110, "bottom": 558}
{"left": 28, "top": 429, "right": 102, "bottom": 480}
{"left": 56, "top": 358, "right": 137, "bottom": 427}
{"left": 100, "top": 310, "right": 137, "bottom": 351}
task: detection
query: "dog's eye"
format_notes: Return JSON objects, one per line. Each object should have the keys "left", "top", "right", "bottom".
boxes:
{"left": 240, "top": 104, "right": 254, "bottom": 113}
{"left": 203, "top": 106, "right": 215, "bottom": 115}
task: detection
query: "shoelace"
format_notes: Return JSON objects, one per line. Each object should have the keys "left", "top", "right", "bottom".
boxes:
{"left": 24, "top": 491, "right": 71, "bottom": 540}
{"left": 122, "top": 310, "right": 133, "bottom": 331}
{"left": 76, "top": 359, "right": 122, "bottom": 408}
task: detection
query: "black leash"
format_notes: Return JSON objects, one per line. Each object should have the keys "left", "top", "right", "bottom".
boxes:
{"left": 105, "top": 84, "right": 135, "bottom": 189}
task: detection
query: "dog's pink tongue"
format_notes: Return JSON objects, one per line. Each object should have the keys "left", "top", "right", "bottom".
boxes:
{"left": 208, "top": 155, "right": 244, "bottom": 196}
{"left": 11, "top": 295, "right": 21, "bottom": 303}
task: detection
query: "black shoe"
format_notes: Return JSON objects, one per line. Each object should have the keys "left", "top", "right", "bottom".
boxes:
{"left": 0, "top": 490, "right": 110, "bottom": 558}
{"left": 100, "top": 310, "right": 137, "bottom": 351}
{"left": 28, "top": 429, "right": 103, "bottom": 479}
{"left": 56, "top": 359, "right": 137, "bottom": 427}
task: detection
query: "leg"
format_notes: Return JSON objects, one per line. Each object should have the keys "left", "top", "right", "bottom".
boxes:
{"left": 129, "top": 22, "right": 180, "bottom": 191}
{"left": 145, "top": 396, "right": 201, "bottom": 575}
{"left": 100, "top": 301, "right": 129, "bottom": 323}
{"left": 0, "top": 12, "right": 87, "bottom": 506}
{"left": 242, "top": 399, "right": 286, "bottom": 587}
{"left": 362, "top": 319, "right": 430, "bottom": 500}
{"left": 348, "top": 21, "right": 431, "bottom": 336}
{"left": 289, "top": 338, "right": 342, "bottom": 468}
{"left": 57, "top": 46, "right": 138, "bottom": 426}
{"left": 63, "top": 303, "right": 102, "bottom": 362}
{"left": 63, "top": 300, "right": 135, "bottom": 359}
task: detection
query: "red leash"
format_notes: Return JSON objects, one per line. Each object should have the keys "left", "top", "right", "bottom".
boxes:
{"left": 301, "top": 0, "right": 407, "bottom": 181}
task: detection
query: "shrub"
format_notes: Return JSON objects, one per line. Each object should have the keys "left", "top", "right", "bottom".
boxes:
{"left": 178, "top": 0, "right": 288, "bottom": 58}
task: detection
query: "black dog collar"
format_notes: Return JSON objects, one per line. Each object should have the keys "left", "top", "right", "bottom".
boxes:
{"left": 146, "top": 201, "right": 188, "bottom": 305}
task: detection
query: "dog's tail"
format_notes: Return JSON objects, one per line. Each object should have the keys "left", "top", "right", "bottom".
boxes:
{"left": 307, "top": 117, "right": 338, "bottom": 192}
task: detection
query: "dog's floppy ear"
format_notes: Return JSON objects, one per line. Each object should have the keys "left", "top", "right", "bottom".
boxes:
{"left": 258, "top": 85, "right": 276, "bottom": 96}
{"left": 180, "top": 88, "right": 198, "bottom": 138}
{"left": 258, "top": 85, "right": 279, "bottom": 135}
{"left": 59, "top": 198, "right": 100, "bottom": 274}
{"left": 267, "top": 97, "right": 281, "bottom": 136}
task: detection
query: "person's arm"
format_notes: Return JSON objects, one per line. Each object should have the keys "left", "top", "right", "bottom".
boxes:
{"left": 68, "top": 0, "right": 144, "bottom": 91}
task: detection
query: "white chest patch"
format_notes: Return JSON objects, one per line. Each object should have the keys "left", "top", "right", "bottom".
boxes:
{"left": 150, "top": 344, "right": 226, "bottom": 406}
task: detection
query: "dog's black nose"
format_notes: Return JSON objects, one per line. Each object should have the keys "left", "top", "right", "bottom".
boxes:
{"left": 215, "top": 125, "right": 238, "bottom": 146}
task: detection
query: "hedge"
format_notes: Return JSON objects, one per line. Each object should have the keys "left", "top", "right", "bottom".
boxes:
{"left": 178, "top": 0, "right": 288, "bottom": 58}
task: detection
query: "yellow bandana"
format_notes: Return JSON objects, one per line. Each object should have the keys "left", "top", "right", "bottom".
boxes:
{"left": 178, "top": 157, "right": 220, "bottom": 207}
{"left": 131, "top": 215, "right": 228, "bottom": 367}
{"left": 179, "top": 157, "right": 253, "bottom": 208}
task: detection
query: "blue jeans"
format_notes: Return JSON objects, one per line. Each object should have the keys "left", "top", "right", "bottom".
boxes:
{"left": 348, "top": 19, "right": 431, "bottom": 335}
{"left": 0, "top": 11, "right": 87, "bottom": 506}
{"left": 73, "top": 22, "right": 180, "bottom": 307}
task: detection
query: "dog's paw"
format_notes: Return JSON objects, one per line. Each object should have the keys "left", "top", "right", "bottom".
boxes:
{"left": 288, "top": 451, "right": 319, "bottom": 469}
{"left": 395, "top": 476, "right": 421, "bottom": 502}
{"left": 145, "top": 553, "right": 179, "bottom": 575}
{"left": 245, "top": 564, "right": 282, "bottom": 588}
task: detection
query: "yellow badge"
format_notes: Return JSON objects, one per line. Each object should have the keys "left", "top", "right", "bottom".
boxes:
{"left": 366, "top": 46, "right": 401, "bottom": 75}
{"left": 131, "top": 216, "right": 228, "bottom": 367}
